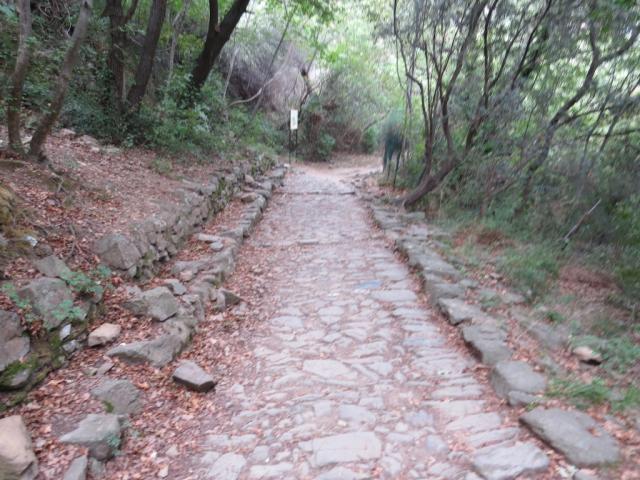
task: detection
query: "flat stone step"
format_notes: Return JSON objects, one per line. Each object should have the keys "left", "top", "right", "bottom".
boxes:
{"left": 490, "top": 360, "right": 547, "bottom": 399}
{"left": 520, "top": 407, "right": 620, "bottom": 467}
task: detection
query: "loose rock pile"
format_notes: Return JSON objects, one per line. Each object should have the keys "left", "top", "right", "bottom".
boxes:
{"left": 368, "top": 201, "right": 621, "bottom": 478}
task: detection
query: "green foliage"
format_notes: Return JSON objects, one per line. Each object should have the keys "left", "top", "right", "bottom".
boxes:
{"left": 1, "top": 283, "right": 36, "bottom": 323}
{"left": 60, "top": 270, "right": 104, "bottom": 298}
{"left": 106, "top": 432, "right": 122, "bottom": 454}
{"left": 94, "top": 265, "right": 113, "bottom": 280}
{"left": 51, "top": 299, "right": 85, "bottom": 324}
{"left": 394, "top": 155, "right": 425, "bottom": 190}
{"left": 498, "top": 245, "right": 561, "bottom": 300}
{"left": 550, "top": 378, "right": 640, "bottom": 413}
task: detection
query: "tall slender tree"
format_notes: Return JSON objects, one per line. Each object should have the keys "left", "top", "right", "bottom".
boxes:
{"left": 6, "top": 0, "right": 32, "bottom": 154}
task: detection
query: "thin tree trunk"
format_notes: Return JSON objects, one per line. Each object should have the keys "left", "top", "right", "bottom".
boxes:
{"left": 222, "top": 45, "right": 239, "bottom": 100}
{"left": 167, "top": 0, "right": 192, "bottom": 83}
{"left": 126, "top": 0, "right": 168, "bottom": 109}
{"left": 7, "top": 0, "right": 33, "bottom": 154}
{"left": 28, "top": 0, "right": 93, "bottom": 161}
{"left": 188, "top": 0, "right": 251, "bottom": 94}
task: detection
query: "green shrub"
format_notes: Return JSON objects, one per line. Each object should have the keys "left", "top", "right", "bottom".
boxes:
{"left": 317, "top": 133, "right": 336, "bottom": 161}
{"left": 361, "top": 127, "right": 378, "bottom": 153}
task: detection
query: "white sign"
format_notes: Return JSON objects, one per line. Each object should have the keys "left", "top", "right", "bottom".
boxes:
{"left": 290, "top": 109, "right": 299, "bottom": 130}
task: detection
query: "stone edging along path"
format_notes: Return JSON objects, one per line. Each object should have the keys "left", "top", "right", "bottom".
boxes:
{"left": 0, "top": 164, "right": 286, "bottom": 480}
{"left": 367, "top": 199, "right": 621, "bottom": 478}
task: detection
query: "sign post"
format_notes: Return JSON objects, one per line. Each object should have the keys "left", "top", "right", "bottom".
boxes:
{"left": 289, "top": 109, "right": 298, "bottom": 163}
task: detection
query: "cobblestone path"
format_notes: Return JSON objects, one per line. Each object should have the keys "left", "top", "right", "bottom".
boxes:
{"left": 195, "top": 167, "right": 543, "bottom": 480}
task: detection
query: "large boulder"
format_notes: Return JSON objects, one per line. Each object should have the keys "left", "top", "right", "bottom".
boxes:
{"left": 520, "top": 408, "right": 620, "bottom": 467}
{"left": 91, "top": 378, "right": 141, "bottom": 415}
{"left": 0, "top": 310, "right": 30, "bottom": 371}
{"left": 490, "top": 361, "right": 547, "bottom": 399}
{"left": 424, "top": 281, "right": 466, "bottom": 301}
{"left": 17, "top": 278, "right": 74, "bottom": 329}
{"left": 93, "top": 234, "right": 141, "bottom": 272}
{"left": 59, "top": 414, "right": 121, "bottom": 460}
{"left": 0, "top": 415, "right": 38, "bottom": 480}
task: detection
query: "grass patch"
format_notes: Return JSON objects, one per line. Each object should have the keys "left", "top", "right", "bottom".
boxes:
{"left": 589, "top": 315, "right": 628, "bottom": 337}
{"left": 545, "top": 310, "right": 566, "bottom": 324}
{"left": 498, "top": 244, "right": 561, "bottom": 300}
{"left": 548, "top": 377, "right": 611, "bottom": 409}
{"left": 458, "top": 240, "right": 483, "bottom": 270}
{"left": 612, "top": 385, "right": 640, "bottom": 413}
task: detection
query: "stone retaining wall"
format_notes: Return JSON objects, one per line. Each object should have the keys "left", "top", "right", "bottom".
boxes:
{"left": 0, "top": 158, "right": 283, "bottom": 410}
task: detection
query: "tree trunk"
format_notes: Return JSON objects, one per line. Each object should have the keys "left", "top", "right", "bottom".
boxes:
{"left": 126, "top": 0, "right": 168, "bottom": 110}
{"left": 28, "top": 0, "right": 93, "bottom": 161}
{"left": 188, "top": 0, "right": 251, "bottom": 94}
{"left": 401, "top": 157, "right": 459, "bottom": 207}
{"left": 6, "top": 0, "right": 32, "bottom": 154}
{"left": 103, "top": 0, "right": 139, "bottom": 108}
